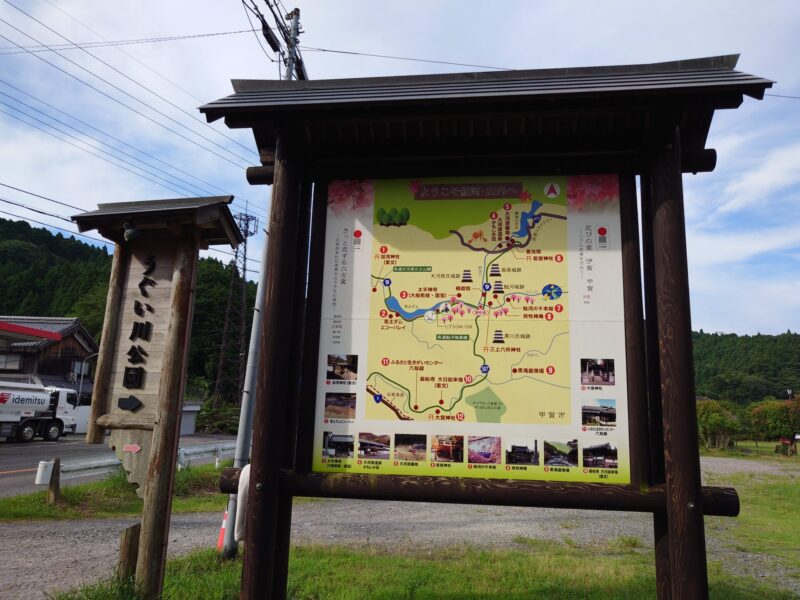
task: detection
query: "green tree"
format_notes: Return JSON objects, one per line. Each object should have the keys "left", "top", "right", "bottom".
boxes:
{"left": 696, "top": 398, "right": 739, "bottom": 449}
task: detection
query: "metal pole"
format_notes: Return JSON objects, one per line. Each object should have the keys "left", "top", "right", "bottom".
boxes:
{"left": 77, "top": 352, "right": 98, "bottom": 400}
{"left": 221, "top": 225, "right": 270, "bottom": 559}
{"left": 284, "top": 8, "right": 300, "bottom": 80}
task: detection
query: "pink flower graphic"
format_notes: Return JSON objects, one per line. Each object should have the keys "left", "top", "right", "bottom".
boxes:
{"left": 518, "top": 189, "right": 532, "bottom": 201}
{"left": 328, "top": 180, "right": 374, "bottom": 215}
{"left": 566, "top": 175, "right": 619, "bottom": 212}
{"left": 409, "top": 180, "right": 422, "bottom": 194}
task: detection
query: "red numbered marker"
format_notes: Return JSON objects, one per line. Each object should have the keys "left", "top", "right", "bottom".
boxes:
{"left": 503, "top": 202, "right": 512, "bottom": 211}
{"left": 555, "top": 304, "right": 564, "bottom": 313}
{"left": 380, "top": 309, "right": 388, "bottom": 318}
{"left": 381, "top": 357, "right": 390, "bottom": 366}
{"left": 555, "top": 254, "right": 564, "bottom": 263}
{"left": 380, "top": 245, "right": 389, "bottom": 253}
{"left": 400, "top": 290, "right": 408, "bottom": 299}
{"left": 490, "top": 211, "right": 498, "bottom": 220}
{"left": 545, "top": 312, "right": 554, "bottom": 321}
{"left": 546, "top": 366, "right": 555, "bottom": 375}
{"left": 464, "top": 374, "right": 473, "bottom": 384}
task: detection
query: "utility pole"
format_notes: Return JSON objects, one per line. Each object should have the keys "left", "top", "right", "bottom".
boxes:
{"left": 284, "top": 8, "right": 301, "bottom": 81}
{"left": 220, "top": 3, "right": 307, "bottom": 561}
{"left": 214, "top": 213, "right": 258, "bottom": 403}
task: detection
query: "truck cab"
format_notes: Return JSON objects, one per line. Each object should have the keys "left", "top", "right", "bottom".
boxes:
{"left": 0, "top": 382, "right": 78, "bottom": 442}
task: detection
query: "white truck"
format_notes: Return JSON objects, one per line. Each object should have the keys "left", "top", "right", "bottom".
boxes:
{"left": 0, "top": 381, "right": 79, "bottom": 442}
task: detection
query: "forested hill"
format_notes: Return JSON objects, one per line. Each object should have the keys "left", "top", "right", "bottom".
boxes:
{"left": 0, "top": 218, "right": 255, "bottom": 395}
{"left": 1, "top": 219, "right": 797, "bottom": 405}
{"left": 693, "top": 330, "right": 799, "bottom": 404}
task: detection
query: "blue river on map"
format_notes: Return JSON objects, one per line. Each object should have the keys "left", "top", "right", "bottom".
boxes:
{"left": 384, "top": 296, "right": 443, "bottom": 320}
{"left": 386, "top": 201, "right": 545, "bottom": 320}
{"left": 514, "top": 200, "right": 543, "bottom": 237}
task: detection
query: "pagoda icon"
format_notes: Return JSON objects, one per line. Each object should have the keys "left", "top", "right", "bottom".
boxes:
{"left": 492, "top": 330, "right": 505, "bottom": 344}
{"left": 461, "top": 269, "right": 473, "bottom": 283}
{"left": 493, "top": 280, "right": 504, "bottom": 293}
{"left": 489, "top": 264, "right": 501, "bottom": 277}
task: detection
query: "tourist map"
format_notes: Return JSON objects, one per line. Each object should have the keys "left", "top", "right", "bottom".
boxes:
{"left": 312, "top": 176, "right": 631, "bottom": 484}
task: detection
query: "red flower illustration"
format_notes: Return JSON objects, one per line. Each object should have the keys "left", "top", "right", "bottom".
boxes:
{"left": 518, "top": 189, "right": 532, "bottom": 201}
{"left": 566, "top": 175, "right": 618, "bottom": 211}
{"left": 328, "top": 180, "right": 375, "bottom": 215}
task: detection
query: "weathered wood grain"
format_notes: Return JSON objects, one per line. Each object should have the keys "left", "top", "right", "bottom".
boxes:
{"left": 651, "top": 127, "right": 709, "bottom": 599}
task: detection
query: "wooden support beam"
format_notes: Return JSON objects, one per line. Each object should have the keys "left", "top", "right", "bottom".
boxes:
{"left": 241, "top": 141, "right": 303, "bottom": 600}
{"left": 278, "top": 472, "right": 739, "bottom": 517}
{"left": 47, "top": 457, "right": 61, "bottom": 505}
{"left": 641, "top": 171, "right": 671, "bottom": 599}
{"left": 87, "top": 243, "right": 128, "bottom": 444}
{"left": 650, "top": 126, "right": 709, "bottom": 600}
{"left": 95, "top": 414, "right": 155, "bottom": 431}
{"left": 134, "top": 235, "right": 198, "bottom": 599}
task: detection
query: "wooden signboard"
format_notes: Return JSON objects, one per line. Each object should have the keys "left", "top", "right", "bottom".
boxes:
{"left": 73, "top": 197, "right": 241, "bottom": 599}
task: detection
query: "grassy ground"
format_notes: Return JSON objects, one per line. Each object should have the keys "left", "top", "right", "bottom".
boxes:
{"left": 0, "top": 464, "right": 228, "bottom": 521}
{"left": 53, "top": 543, "right": 795, "bottom": 600}
{"left": 701, "top": 439, "right": 799, "bottom": 460}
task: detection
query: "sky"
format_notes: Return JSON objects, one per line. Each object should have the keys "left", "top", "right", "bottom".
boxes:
{"left": 0, "top": 0, "right": 798, "bottom": 335}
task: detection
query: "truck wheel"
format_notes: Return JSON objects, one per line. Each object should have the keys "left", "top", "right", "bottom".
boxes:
{"left": 17, "top": 422, "right": 36, "bottom": 443}
{"left": 43, "top": 422, "right": 61, "bottom": 442}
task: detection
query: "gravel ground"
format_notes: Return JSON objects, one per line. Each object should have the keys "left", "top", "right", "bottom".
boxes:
{"left": 1, "top": 457, "right": 797, "bottom": 599}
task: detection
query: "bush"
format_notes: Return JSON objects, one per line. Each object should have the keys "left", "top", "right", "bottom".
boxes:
{"left": 196, "top": 396, "right": 240, "bottom": 434}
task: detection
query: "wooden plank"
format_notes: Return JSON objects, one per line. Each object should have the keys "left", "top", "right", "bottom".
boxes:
{"left": 87, "top": 243, "right": 128, "bottom": 444}
{"left": 116, "top": 523, "right": 141, "bottom": 581}
{"left": 135, "top": 235, "right": 198, "bottom": 599}
{"left": 619, "top": 172, "right": 649, "bottom": 488}
{"left": 279, "top": 472, "right": 739, "bottom": 517}
{"left": 241, "top": 140, "right": 303, "bottom": 600}
{"left": 650, "top": 126, "right": 709, "bottom": 600}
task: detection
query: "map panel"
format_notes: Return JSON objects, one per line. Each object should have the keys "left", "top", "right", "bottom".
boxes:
{"left": 312, "top": 176, "right": 631, "bottom": 484}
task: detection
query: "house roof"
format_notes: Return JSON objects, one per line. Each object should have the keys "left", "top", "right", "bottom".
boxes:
{"left": 199, "top": 54, "right": 772, "bottom": 178}
{"left": 0, "top": 316, "right": 97, "bottom": 352}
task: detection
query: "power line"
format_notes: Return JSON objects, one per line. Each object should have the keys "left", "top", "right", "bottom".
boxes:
{"left": 0, "top": 207, "right": 112, "bottom": 247}
{"left": 0, "top": 195, "right": 73, "bottom": 222}
{"left": 0, "top": 105, "right": 193, "bottom": 197}
{"left": 302, "top": 46, "right": 512, "bottom": 71}
{"left": 0, "top": 80, "right": 267, "bottom": 222}
{"left": 0, "top": 182, "right": 82, "bottom": 212}
{"left": 0, "top": 28, "right": 257, "bottom": 55}
{"left": 241, "top": 0, "right": 280, "bottom": 64}
{"left": 0, "top": 102, "right": 203, "bottom": 197}
{"left": 765, "top": 93, "right": 800, "bottom": 101}
{"left": 0, "top": 95, "right": 211, "bottom": 197}
{"left": 0, "top": 21, "right": 249, "bottom": 169}
{"left": 2, "top": 1, "right": 257, "bottom": 161}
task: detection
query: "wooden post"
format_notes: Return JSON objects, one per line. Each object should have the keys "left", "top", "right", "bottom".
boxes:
{"left": 47, "top": 458, "right": 60, "bottom": 505}
{"left": 86, "top": 244, "right": 128, "bottom": 444}
{"left": 641, "top": 172, "right": 671, "bottom": 599}
{"left": 117, "top": 523, "right": 141, "bottom": 581}
{"left": 241, "top": 141, "right": 302, "bottom": 600}
{"left": 619, "top": 173, "right": 649, "bottom": 489}
{"left": 135, "top": 235, "right": 198, "bottom": 599}
{"left": 650, "top": 126, "right": 709, "bottom": 600}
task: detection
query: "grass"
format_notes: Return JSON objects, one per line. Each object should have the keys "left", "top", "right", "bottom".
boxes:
{"left": 0, "top": 463, "right": 229, "bottom": 521}
{"left": 705, "top": 470, "right": 800, "bottom": 573}
{"left": 53, "top": 543, "right": 796, "bottom": 600}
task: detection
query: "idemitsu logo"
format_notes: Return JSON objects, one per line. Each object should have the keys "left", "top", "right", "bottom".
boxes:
{"left": 0, "top": 392, "right": 11, "bottom": 405}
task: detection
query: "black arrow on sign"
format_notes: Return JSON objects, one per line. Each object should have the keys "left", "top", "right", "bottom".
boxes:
{"left": 118, "top": 395, "right": 144, "bottom": 412}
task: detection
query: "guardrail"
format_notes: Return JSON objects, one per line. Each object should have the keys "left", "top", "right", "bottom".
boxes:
{"left": 35, "top": 442, "right": 236, "bottom": 484}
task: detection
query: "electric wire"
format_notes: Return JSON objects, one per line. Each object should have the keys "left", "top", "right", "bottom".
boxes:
{"left": 0, "top": 207, "right": 112, "bottom": 247}
{"left": 0, "top": 22, "right": 248, "bottom": 169}
{"left": 36, "top": 0, "right": 256, "bottom": 155}
{"left": 2, "top": 1, "right": 257, "bottom": 161}
{"left": 0, "top": 105, "right": 193, "bottom": 197}
{"left": 0, "top": 182, "right": 82, "bottom": 212}
{"left": 0, "top": 79, "right": 264, "bottom": 218}
{"left": 302, "top": 46, "right": 512, "bottom": 71}
{"left": 0, "top": 95, "right": 211, "bottom": 197}
{"left": 0, "top": 28, "right": 257, "bottom": 56}
{"left": 241, "top": 0, "right": 279, "bottom": 64}
{"left": 0, "top": 195, "right": 72, "bottom": 222}
{"left": 0, "top": 101, "right": 204, "bottom": 197}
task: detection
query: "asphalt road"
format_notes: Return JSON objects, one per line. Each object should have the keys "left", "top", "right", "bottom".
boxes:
{"left": 0, "top": 433, "right": 235, "bottom": 497}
